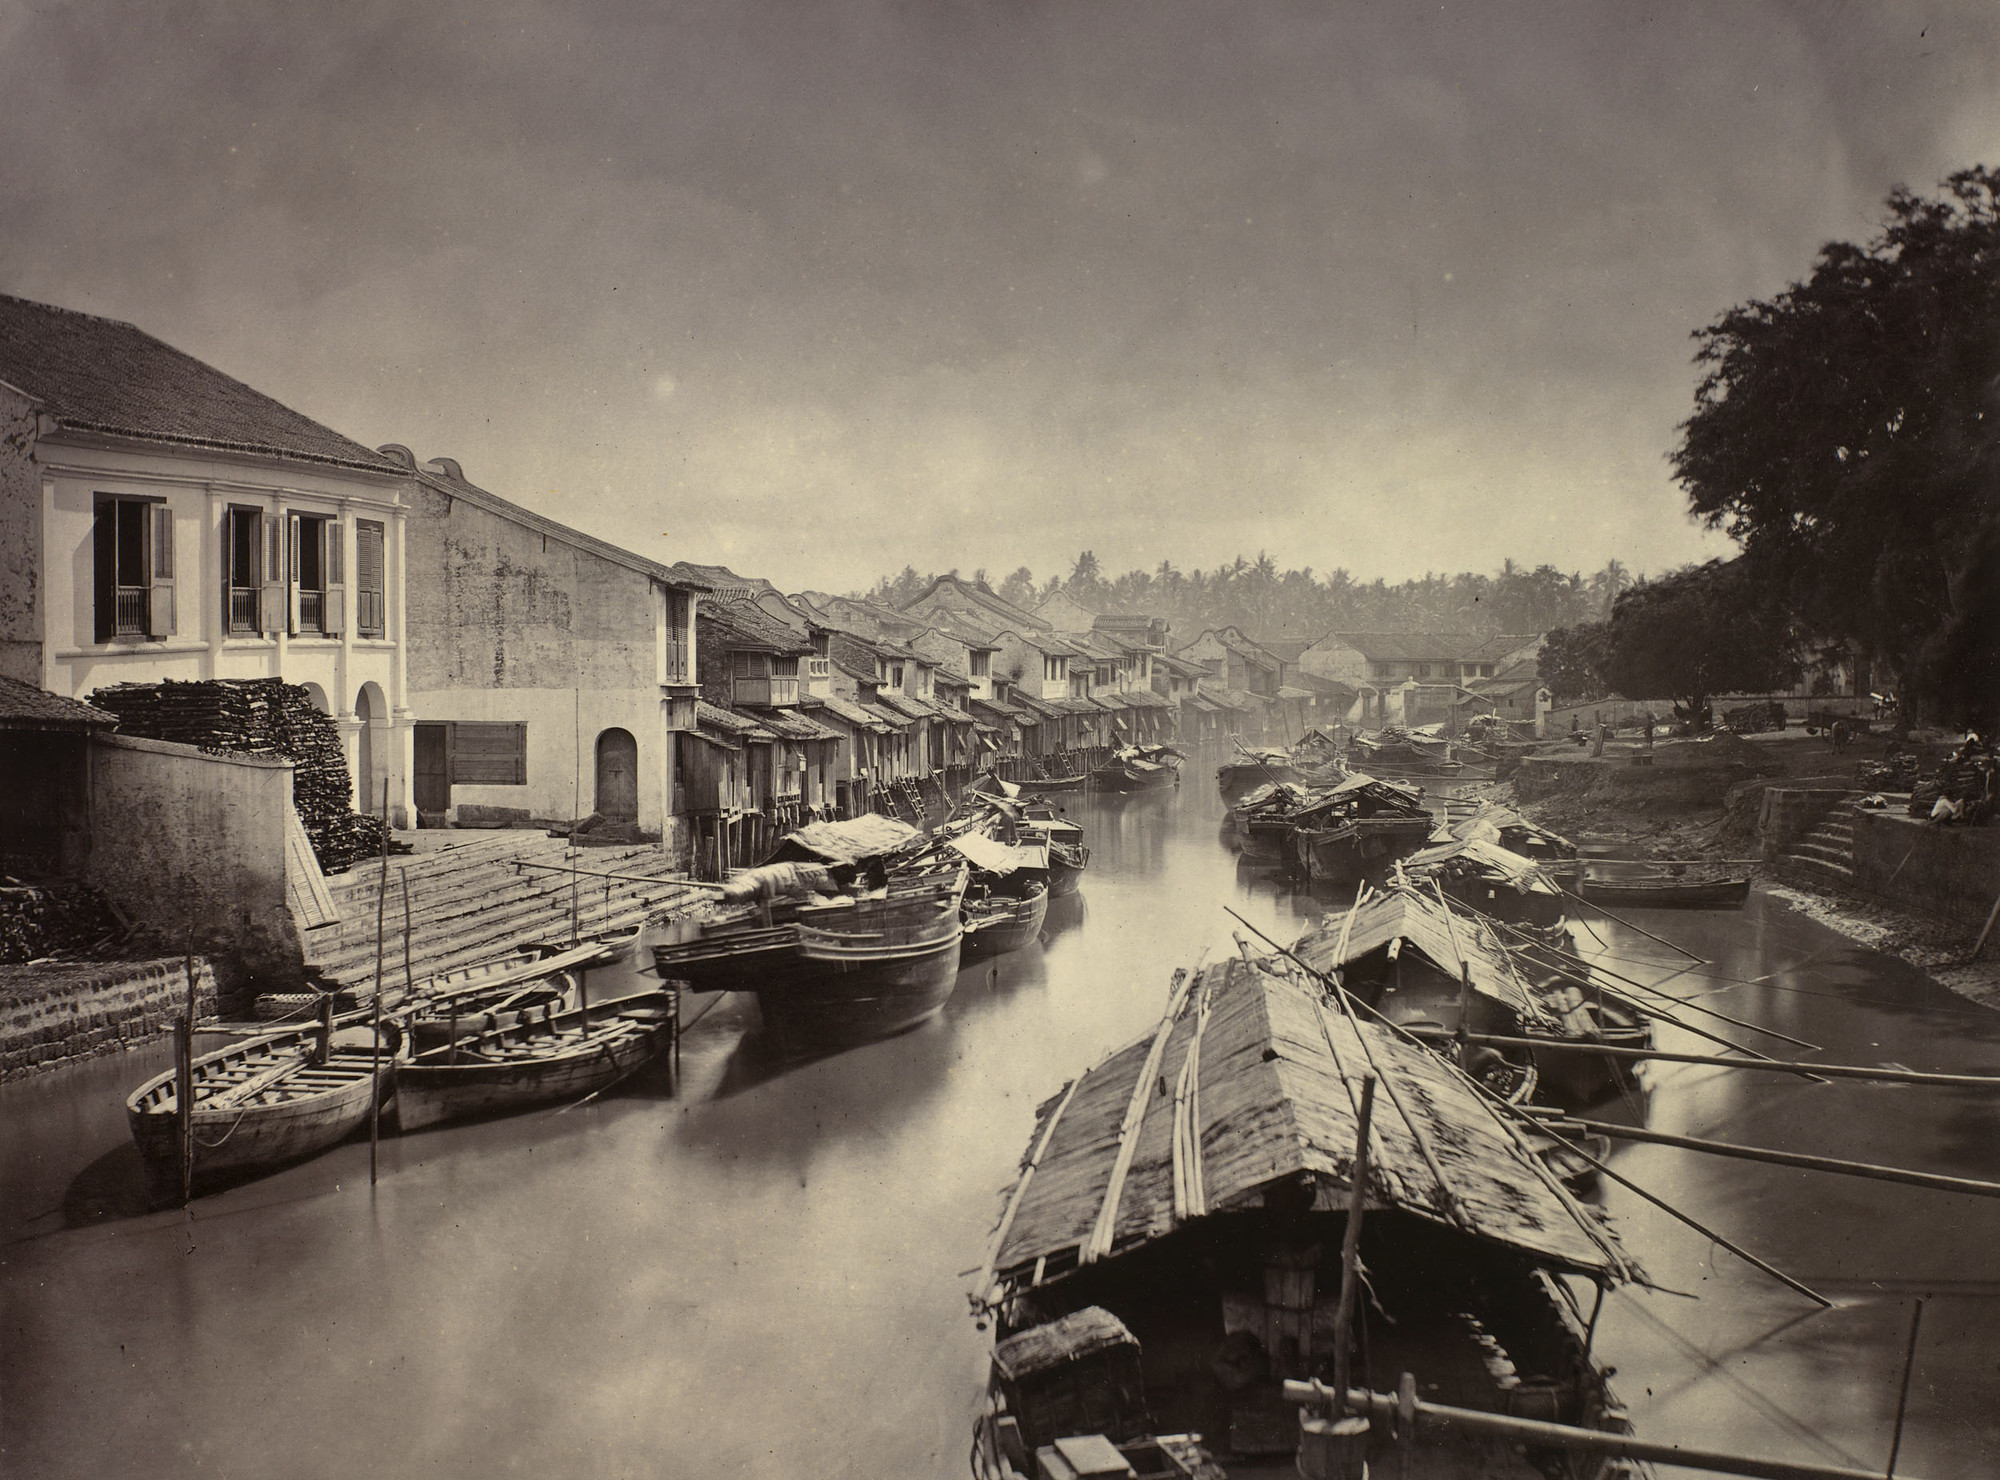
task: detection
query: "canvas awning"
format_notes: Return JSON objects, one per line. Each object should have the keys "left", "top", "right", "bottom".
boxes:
{"left": 946, "top": 831, "right": 1042, "bottom": 875}
{"left": 765, "top": 813, "right": 923, "bottom": 865}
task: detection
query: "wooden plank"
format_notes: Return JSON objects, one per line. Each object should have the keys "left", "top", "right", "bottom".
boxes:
{"left": 1084, "top": 968, "right": 1198, "bottom": 1263}
{"left": 284, "top": 808, "right": 341, "bottom": 930}
{"left": 980, "top": 1075, "right": 1084, "bottom": 1303}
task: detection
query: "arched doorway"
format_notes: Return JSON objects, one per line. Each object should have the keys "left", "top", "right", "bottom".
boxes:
{"left": 301, "top": 682, "right": 330, "bottom": 715}
{"left": 354, "top": 682, "right": 387, "bottom": 816}
{"left": 595, "top": 728, "right": 638, "bottom": 824}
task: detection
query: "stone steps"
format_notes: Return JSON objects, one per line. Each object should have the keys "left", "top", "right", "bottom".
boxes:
{"left": 304, "top": 834, "right": 697, "bottom": 987}
{"left": 1778, "top": 799, "right": 1861, "bottom": 891}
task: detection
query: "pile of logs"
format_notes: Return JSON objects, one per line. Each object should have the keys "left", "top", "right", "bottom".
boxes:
{"left": 89, "top": 679, "right": 410, "bottom": 874}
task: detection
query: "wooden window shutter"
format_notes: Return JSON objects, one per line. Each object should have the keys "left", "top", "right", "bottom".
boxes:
{"left": 356, "top": 521, "right": 385, "bottom": 635}
{"left": 260, "top": 512, "right": 285, "bottom": 634}
{"left": 147, "top": 503, "right": 175, "bottom": 638}
{"left": 448, "top": 721, "right": 527, "bottom": 785}
{"left": 92, "top": 498, "right": 116, "bottom": 642}
{"left": 322, "top": 519, "right": 346, "bottom": 636}
{"left": 286, "top": 514, "right": 302, "bottom": 636}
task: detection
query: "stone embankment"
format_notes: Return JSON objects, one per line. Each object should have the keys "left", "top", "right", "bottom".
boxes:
{"left": 0, "top": 957, "right": 218, "bottom": 1081}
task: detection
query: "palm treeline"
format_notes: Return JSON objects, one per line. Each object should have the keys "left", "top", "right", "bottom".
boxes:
{"left": 862, "top": 553, "right": 1638, "bottom": 641}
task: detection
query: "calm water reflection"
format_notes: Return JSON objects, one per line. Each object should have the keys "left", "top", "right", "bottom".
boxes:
{"left": 4, "top": 769, "right": 1997, "bottom": 1477}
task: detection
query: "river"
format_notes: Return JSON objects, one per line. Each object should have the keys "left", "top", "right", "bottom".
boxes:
{"left": 4, "top": 774, "right": 1998, "bottom": 1478}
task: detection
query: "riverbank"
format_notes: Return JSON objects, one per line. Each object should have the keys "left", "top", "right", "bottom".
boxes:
{"left": 1764, "top": 883, "right": 2000, "bottom": 1011}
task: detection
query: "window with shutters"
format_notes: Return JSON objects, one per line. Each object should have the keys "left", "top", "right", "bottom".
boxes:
{"left": 448, "top": 722, "right": 528, "bottom": 785}
{"left": 289, "top": 514, "right": 341, "bottom": 635}
{"left": 355, "top": 520, "right": 386, "bottom": 636}
{"left": 225, "top": 507, "right": 266, "bottom": 633}
{"left": 92, "top": 496, "right": 173, "bottom": 641}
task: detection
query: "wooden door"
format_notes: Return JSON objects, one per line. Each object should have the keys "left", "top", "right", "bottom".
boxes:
{"left": 414, "top": 723, "right": 451, "bottom": 815}
{"left": 595, "top": 728, "right": 638, "bottom": 822}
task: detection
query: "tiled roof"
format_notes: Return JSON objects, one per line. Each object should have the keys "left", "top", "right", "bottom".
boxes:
{"left": 969, "top": 695, "right": 1027, "bottom": 721}
{"left": 874, "top": 691, "right": 945, "bottom": 723}
{"left": 1260, "top": 638, "right": 1314, "bottom": 665}
{"left": 1008, "top": 693, "right": 1061, "bottom": 720}
{"left": 931, "top": 700, "right": 976, "bottom": 724}
{"left": 1151, "top": 651, "right": 1208, "bottom": 677}
{"left": 862, "top": 702, "right": 913, "bottom": 731}
{"left": 1120, "top": 688, "right": 1172, "bottom": 709}
{"left": 0, "top": 675, "right": 117, "bottom": 730}
{"left": 1276, "top": 685, "right": 1316, "bottom": 702}
{"left": 0, "top": 294, "right": 405, "bottom": 474}
{"left": 762, "top": 708, "right": 843, "bottom": 742}
{"left": 902, "top": 574, "right": 1047, "bottom": 630}
{"left": 695, "top": 700, "right": 775, "bottom": 742}
{"left": 676, "top": 563, "right": 784, "bottom": 598}
{"left": 806, "top": 694, "right": 892, "bottom": 732}
{"left": 699, "top": 597, "right": 812, "bottom": 655}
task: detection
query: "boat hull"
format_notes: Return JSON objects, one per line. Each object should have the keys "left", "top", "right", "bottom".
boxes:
{"left": 755, "top": 932, "right": 964, "bottom": 1048}
{"left": 1217, "top": 760, "right": 1295, "bottom": 801}
{"left": 1291, "top": 817, "right": 1434, "bottom": 885}
{"left": 1045, "top": 855, "right": 1085, "bottom": 898}
{"left": 1578, "top": 875, "right": 1751, "bottom": 908}
{"left": 962, "top": 888, "right": 1051, "bottom": 962}
{"left": 126, "top": 1037, "right": 390, "bottom": 1195}
{"left": 394, "top": 993, "right": 677, "bottom": 1131}
{"left": 1091, "top": 763, "right": 1177, "bottom": 792}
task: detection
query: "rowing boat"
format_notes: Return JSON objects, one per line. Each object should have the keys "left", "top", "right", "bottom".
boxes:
{"left": 392, "top": 991, "right": 678, "bottom": 1131}
{"left": 126, "top": 1022, "right": 397, "bottom": 1196}
{"left": 1577, "top": 873, "right": 1752, "bottom": 909}
{"left": 961, "top": 882, "right": 1050, "bottom": 962}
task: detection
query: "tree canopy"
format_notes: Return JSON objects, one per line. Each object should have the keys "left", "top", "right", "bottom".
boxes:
{"left": 1592, "top": 561, "right": 1801, "bottom": 719}
{"left": 1671, "top": 167, "right": 2000, "bottom": 724}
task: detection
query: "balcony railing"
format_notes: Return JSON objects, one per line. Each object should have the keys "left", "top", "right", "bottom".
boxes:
{"left": 732, "top": 677, "right": 801, "bottom": 708}
{"left": 114, "top": 587, "right": 147, "bottom": 636}
{"left": 806, "top": 656, "right": 830, "bottom": 680}
{"left": 229, "top": 587, "right": 260, "bottom": 632}
{"left": 299, "top": 590, "right": 324, "bottom": 633}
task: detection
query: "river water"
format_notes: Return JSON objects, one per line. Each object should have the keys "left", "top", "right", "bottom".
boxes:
{"left": 4, "top": 774, "right": 1998, "bottom": 1478}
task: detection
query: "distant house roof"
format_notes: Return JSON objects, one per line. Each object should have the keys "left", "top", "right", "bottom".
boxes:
{"left": 677, "top": 563, "right": 785, "bottom": 599}
{"left": 1152, "top": 651, "right": 1207, "bottom": 679}
{"left": 413, "top": 459, "right": 708, "bottom": 591}
{"left": 1260, "top": 638, "right": 1314, "bottom": 666}
{"left": 1182, "top": 627, "right": 1280, "bottom": 669}
{"left": 1318, "top": 632, "right": 1544, "bottom": 664}
{"left": 902, "top": 574, "right": 1048, "bottom": 631}
{"left": 744, "top": 706, "right": 841, "bottom": 742}
{"left": 699, "top": 596, "right": 812, "bottom": 655}
{"left": 0, "top": 675, "right": 117, "bottom": 731}
{"left": 0, "top": 294, "right": 406, "bottom": 475}
{"left": 693, "top": 700, "right": 774, "bottom": 747}
{"left": 1292, "top": 672, "right": 1358, "bottom": 700}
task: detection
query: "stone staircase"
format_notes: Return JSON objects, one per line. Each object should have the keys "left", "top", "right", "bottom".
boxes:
{"left": 302, "top": 833, "right": 704, "bottom": 988}
{"left": 1778, "top": 797, "right": 1861, "bottom": 890}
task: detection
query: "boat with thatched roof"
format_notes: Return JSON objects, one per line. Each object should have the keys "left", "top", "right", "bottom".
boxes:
{"left": 1291, "top": 884, "right": 1649, "bottom": 1107}
{"left": 970, "top": 954, "right": 1638, "bottom": 1479}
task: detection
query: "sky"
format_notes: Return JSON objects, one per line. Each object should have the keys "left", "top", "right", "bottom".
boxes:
{"left": 2, "top": 1, "right": 1996, "bottom": 594}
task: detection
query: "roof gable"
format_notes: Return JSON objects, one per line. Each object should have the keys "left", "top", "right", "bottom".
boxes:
{"left": 0, "top": 294, "right": 404, "bottom": 475}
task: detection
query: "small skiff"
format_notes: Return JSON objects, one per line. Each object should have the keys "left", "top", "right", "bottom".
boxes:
{"left": 393, "top": 991, "right": 678, "bottom": 1132}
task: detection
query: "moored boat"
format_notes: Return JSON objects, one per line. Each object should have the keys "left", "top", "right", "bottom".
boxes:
{"left": 392, "top": 990, "right": 679, "bottom": 1131}
{"left": 649, "top": 850, "right": 968, "bottom": 1050}
{"left": 971, "top": 955, "right": 1637, "bottom": 1479}
{"left": 1091, "top": 744, "right": 1182, "bottom": 792}
{"left": 1577, "top": 871, "right": 1752, "bottom": 909}
{"left": 126, "top": 1020, "right": 398, "bottom": 1197}
{"left": 961, "top": 880, "right": 1051, "bottom": 962}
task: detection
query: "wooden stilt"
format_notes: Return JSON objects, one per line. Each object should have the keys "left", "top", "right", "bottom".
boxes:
{"left": 1331, "top": 1075, "right": 1377, "bottom": 1410}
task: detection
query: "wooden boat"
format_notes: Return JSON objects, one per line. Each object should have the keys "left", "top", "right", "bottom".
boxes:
{"left": 1399, "top": 836, "right": 1568, "bottom": 927}
{"left": 1577, "top": 871, "right": 1752, "bottom": 909}
{"left": 392, "top": 991, "right": 678, "bottom": 1132}
{"left": 400, "top": 942, "right": 618, "bottom": 1053}
{"left": 961, "top": 881, "right": 1050, "bottom": 962}
{"left": 1091, "top": 745, "right": 1182, "bottom": 792}
{"left": 1293, "top": 885, "right": 1650, "bottom": 1110}
{"left": 1290, "top": 813, "right": 1435, "bottom": 886}
{"left": 532, "top": 922, "right": 643, "bottom": 965}
{"left": 1042, "top": 838, "right": 1088, "bottom": 898}
{"left": 126, "top": 1021, "right": 397, "bottom": 1196}
{"left": 1014, "top": 773, "right": 1088, "bottom": 793}
{"left": 1217, "top": 750, "right": 1296, "bottom": 802}
{"left": 973, "top": 956, "right": 1637, "bottom": 1480}
{"left": 650, "top": 867, "right": 967, "bottom": 1050}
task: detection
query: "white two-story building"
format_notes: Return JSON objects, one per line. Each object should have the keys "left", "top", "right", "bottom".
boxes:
{"left": 0, "top": 294, "right": 419, "bottom": 821}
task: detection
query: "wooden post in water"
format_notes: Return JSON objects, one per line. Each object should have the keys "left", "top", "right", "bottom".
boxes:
{"left": 1455, "top": 964, "right": 1474, "bottom": 1071}
{"left": 1331, "top": 1075, "right": 1377, "bottom": 1411}
{"left": 370, "top": 778, "right": 390, "bottom": 1186}
{"left": 179, "top": 922, "right": 198, "bottom": 1206}
{"left": 1886, "top": 1295, "right": 1925, "bottom": 1476}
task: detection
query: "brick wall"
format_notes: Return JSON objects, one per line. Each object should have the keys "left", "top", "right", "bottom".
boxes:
{"left": 0, "top": 956, "right": 219, "bottom": 1081}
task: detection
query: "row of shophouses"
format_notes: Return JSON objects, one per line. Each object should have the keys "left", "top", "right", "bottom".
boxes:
{"left": 2, "top": 293, "right": 1400, "bottom": 875}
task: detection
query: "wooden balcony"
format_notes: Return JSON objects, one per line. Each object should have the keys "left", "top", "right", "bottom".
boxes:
{"left": 732, "top": 677, "right": 800, "bottom": 708}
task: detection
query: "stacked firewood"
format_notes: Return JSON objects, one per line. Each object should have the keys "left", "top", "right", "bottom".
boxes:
{"left": 0, "top": 881, "right": 128, "bottom": 964}
{"left": 89, "top": 679, "right": 409, "bottom": 873}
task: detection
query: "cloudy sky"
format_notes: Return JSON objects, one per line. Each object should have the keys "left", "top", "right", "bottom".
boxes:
{"left": 3, "top": 1, "right": 1996, "bottom": 592}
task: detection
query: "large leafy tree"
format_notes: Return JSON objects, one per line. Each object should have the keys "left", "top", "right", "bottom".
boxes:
{"left": 1538, "top": 623, "right": 1610, "bottom": 704}
{"left": 1671, "top": 168, "right": 2000, "bottom": 723}
{"left": 1596, "top": 562, "right": 1800, "bottom": 719}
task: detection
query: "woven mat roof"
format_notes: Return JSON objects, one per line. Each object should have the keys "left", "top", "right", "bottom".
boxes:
{"left": 991, "top": 957, "right": 1622, "bottom": 1287}
{"left": 768, "top": 813, "right": 922, "bottom": 865}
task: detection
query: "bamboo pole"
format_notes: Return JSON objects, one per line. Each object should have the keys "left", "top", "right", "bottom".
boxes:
{"left": 1281, "top": 1380, "right": 1932, "bottom": 1480}
{"left": 1330, "top": 1075, "right": 1376, "bottom": 1411}
{"left": 1558, "top": 885, "right": 1706, "bottom": 961}
{"left": 1426, "top": 1033, "right": 2000, "bottom": 1088}
{"left": 179, "top": 921, "right": 197, "bottom": 1207}
{"left": 511, "top": 859, "right": 728, "bottom": 892}
{"left": 1567, "top": 1118, "right": 2000, "bottom": 1200}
